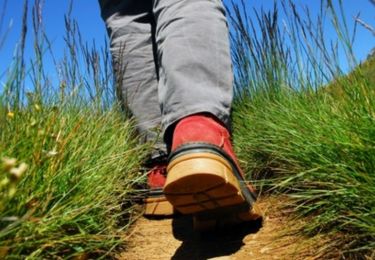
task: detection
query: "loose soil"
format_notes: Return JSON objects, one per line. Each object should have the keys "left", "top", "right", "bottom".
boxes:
{"left": 118, "top": 196, "right": 330, "bottom": 260}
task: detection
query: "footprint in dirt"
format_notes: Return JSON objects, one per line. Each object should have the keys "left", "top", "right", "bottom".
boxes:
{"left": 171, "top": 215, "right": 263, "bottom": 259}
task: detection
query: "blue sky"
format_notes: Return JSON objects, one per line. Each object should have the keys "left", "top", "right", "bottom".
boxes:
{"left": 0, "top": 0, "right": 374, "bottom": 86}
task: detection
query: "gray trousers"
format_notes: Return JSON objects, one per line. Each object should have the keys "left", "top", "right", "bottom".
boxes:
{"left": 99, "top": 0, "right": 234, "bottom": 156}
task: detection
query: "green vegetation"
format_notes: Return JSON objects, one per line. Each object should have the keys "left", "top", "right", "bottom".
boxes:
{"left": 0, "top": 108, "right": 146, "bottom": 258}
{"left": 0, "top": 2, "right": 149, "bottom": 258}
{"left": 0, "top": 0, "right": 373, "bottom": 258}
{"left": 230, "top": 1, "right": 374, "bottom": 258}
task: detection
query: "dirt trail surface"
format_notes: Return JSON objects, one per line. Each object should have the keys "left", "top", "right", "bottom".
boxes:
{"left": 118, "top": 197, "right": 321, "bottom": 260}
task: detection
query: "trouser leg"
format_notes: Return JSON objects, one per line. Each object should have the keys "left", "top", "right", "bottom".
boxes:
{"left": 152, "top": 0, "right": 234, "bottom": 134}
{"left": 99, "top": 0, "right": 167, "bottom": 158}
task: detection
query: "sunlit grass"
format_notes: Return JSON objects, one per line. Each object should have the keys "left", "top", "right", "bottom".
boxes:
{"left": 1, "top": 0, "right": 374, "bottom": 258}
{"left": 0, "top": 107, "right": 148, "bottom": 258}
{"left": 230, "top": 1, "right": 375, "bottom": 258}
{"left": 0, "top": 1, "right": 149, "bottom": 258}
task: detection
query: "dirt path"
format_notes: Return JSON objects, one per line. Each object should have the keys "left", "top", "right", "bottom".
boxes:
{"left": 118, "top": 197, "right": 324, "bottom": 260}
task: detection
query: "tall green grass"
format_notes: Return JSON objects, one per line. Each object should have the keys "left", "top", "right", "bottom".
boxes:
{"left": 229, "top": 0, "right": 374, "bottom": 258}
{"left": 0, "top": 108, "right": 147, "bottom": 258}
{"left": 1, "top": 1, "right": 149, "bottom": 258}
{"left": 1, "top": 0, "right": 374, "bottom": 258}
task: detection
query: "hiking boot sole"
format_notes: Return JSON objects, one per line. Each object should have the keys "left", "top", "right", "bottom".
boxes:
{"left": 164, "top": 144, "right": 257, "bottom": 216}
{"left": 143, "top": 189, "right": 175, "bottom": 217}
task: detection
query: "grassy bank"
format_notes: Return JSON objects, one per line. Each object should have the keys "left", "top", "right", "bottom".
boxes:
{"left": 0, "top": 1, "right": 149, "bottom": 258}
{"left": 0, "top": 107, "right": 147, "bottom": 258}
{"left": 230, "top": 1, "right": 374, "bottom": 258}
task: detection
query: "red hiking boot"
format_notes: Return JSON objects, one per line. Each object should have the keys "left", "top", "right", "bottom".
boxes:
{"left": 143, "top": 159, "right": 175, "bottom": 217}
{"left": 163, "top": 114, "right": 258, "bottom": 227}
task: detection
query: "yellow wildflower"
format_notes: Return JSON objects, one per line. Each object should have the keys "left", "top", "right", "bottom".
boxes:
{"left": 7, "top": 112, "right": 14, "bottom": 118}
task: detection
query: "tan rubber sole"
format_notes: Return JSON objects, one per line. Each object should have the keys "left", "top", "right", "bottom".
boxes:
{"left": 144, "top": 196, "right": 175, "bottom": 217}
{"left": 164, "top": 152, "right": 246, "bottom": 215}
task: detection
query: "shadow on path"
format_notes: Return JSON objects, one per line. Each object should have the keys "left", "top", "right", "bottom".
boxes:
{"left": 171, "top": 215, "right": 263, "bottom": 259}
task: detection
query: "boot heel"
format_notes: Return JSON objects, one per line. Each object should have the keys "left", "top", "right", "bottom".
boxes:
{"left": 164, "top": 152, "right": 245, "bottom": 214}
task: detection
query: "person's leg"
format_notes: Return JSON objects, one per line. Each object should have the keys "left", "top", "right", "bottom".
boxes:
{"left": 152, "top": 0, "right": 257, "bottom": 221}
{"left": 152, "top": 0, "right": 233, "bottom": 135}
{"left": 99, "top": 0, "right": 173, "bottom": 216}
{"left": 99, "top": 0, "right": 167, "bottom": 158}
